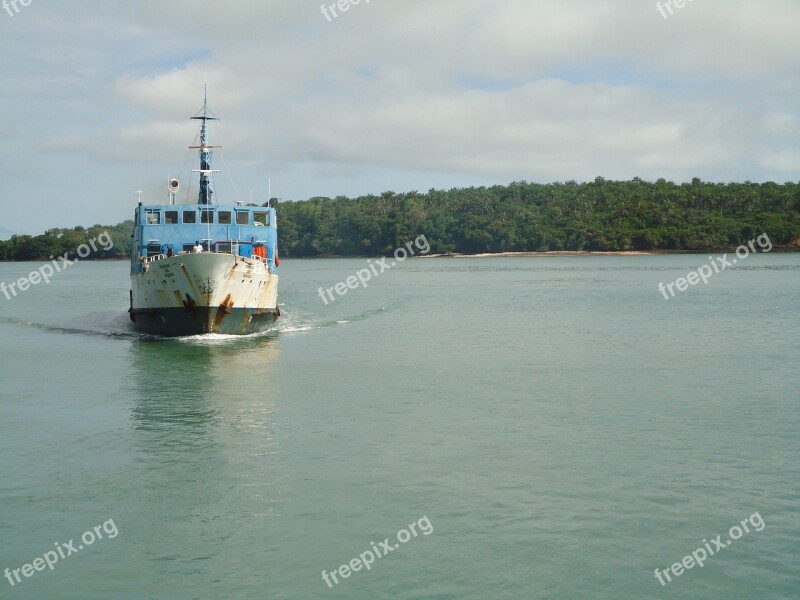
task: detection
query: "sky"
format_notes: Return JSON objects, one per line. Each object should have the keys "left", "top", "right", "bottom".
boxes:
{"left": 0, "top": 0, "right": 798, "bottom": 235}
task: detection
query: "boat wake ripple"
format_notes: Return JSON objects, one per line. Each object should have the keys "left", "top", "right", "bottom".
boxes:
{"left": 0, "top": 300, "right": 403, "bottom": 343}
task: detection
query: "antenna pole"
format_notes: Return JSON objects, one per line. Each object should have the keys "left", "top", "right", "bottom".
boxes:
{"left": 190, "top": 83, "right": 220, "bottom": 205}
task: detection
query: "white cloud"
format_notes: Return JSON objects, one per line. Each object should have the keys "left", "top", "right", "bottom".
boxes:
{"left": 759, "top": 150, "right": 800, "bottom": 173}
{"left": 0, "top": 0, "right": 797, "bottom": 233}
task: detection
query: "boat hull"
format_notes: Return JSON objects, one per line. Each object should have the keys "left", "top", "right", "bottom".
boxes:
{"left": 130, "top": 306, "right": 278, "bottom": 336}
{"left": 129, "top": 253, "right": 279, "bottom": 337}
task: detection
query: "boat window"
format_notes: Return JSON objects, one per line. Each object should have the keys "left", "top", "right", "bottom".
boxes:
{"left": 183, "top": 211, "right": 197, "bottom": 224}
{"left": 200, "top": 210, "right": 214, "bottom": 224}
{"left": 216, "top": 242, "right": 232, "bottom": 254}
{"left": 182, "top": 244, "right": 195, "bottom": 253}
{"left": 254, "top": 211, "right": 269, "bottom": 226}
{"left": 236, "top": 211, "right": 249, "bottom": 225}
{"left": 145, "top": 210, "right": 161, "bottom": 225}
{"left": 218, "top": 211, "right": 232, "bottom": 225}
{"left": 165, "top": 211, "right": 178, "bottom": 224}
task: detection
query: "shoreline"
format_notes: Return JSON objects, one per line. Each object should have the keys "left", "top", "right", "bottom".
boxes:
{"left": 2, "top": 247, "right": 798, "bottom": 263}
{"left": 418, "top": 247, "right": 800, "bottom": 259}
{"left": 418, "top": 250, "right": 655, "bottom": 258}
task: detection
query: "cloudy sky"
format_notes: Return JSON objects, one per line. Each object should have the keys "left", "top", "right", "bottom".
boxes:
{"left": 0, "top": 0, "right": 798, "bottom": 235}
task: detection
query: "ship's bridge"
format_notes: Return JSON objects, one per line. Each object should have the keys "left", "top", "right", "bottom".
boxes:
{"left": 131, "top": 203, "right": 278, "bottom": 274}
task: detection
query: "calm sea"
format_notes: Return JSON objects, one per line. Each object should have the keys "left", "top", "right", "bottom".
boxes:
{"left": 1, "top": 255, "right": 798, "bottom": 599}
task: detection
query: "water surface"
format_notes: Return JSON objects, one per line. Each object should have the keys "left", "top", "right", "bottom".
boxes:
{"left": 1, "top": 255, "right": 798, "bottom": 599}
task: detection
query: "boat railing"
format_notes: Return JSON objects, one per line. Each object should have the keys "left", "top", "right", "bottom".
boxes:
{"left": 139, "top": 247, "right": 273, "bottom": 264}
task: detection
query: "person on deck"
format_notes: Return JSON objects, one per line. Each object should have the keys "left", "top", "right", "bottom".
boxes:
{"left": 193, "top": 241, "right": 203, "bottom": 253}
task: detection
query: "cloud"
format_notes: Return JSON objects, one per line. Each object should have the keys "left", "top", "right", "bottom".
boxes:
{"left": 0, "top": 0, "right": 797, "bottom": 234}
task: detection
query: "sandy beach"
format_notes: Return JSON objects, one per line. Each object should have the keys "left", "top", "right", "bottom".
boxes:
{"left": 419, "top": 250, "right": 656, "bottom": 258}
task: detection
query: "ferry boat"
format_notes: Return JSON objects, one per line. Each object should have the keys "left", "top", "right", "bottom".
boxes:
{"left": 128, "top": 90, "right": 280, "bottom": 336}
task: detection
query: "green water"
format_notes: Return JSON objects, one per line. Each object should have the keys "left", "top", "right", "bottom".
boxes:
{"left": 1, "top": 255, "right": 798, "bottom": 599}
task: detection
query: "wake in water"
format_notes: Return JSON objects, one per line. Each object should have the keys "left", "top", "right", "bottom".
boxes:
{"left": 175, "top": 304, "right": 397, "bottom": 344}
{"left": 0, "top": 312, "right": 141, "bottom": 340}
{"left": 0, "top": 302, "right": 400, "bottom": 343}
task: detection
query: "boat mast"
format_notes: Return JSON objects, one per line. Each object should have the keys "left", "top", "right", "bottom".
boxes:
{"left": 190, "top": 84, "right": 221, "bottom": 205}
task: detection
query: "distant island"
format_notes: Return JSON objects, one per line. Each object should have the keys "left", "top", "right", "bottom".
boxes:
{"left": 2, "top": 178, "right": 799, "bottom": 261}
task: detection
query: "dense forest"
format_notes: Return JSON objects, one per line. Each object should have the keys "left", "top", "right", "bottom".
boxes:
{"left": 274, "top": 178, "right": 800, "bottom": 256}
{"left": 0, "top": 221, "right": 133, "bottom": 261}
{"left": 2, "top": 179, "right": 799, "bottom": 260}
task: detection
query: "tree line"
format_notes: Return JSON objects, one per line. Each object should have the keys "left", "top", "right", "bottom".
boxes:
{"left": 273, "top": 178, "right": 800, "bottom": 256}
{"left": 2, "top": 179, "right": 799, "bottom": 260}
{"left": 0, "top": 222, "right": 133, "bottom": 261}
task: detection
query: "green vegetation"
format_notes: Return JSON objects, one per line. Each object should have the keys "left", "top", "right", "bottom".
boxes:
{"left": 2, "top": 179, "right": 799, "bottom": 260}
{"left": 0, "top": 222, "right": 132, "bottom": 261}
{"left": 274, "top": 178, "right": 800, "bottom": 256}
